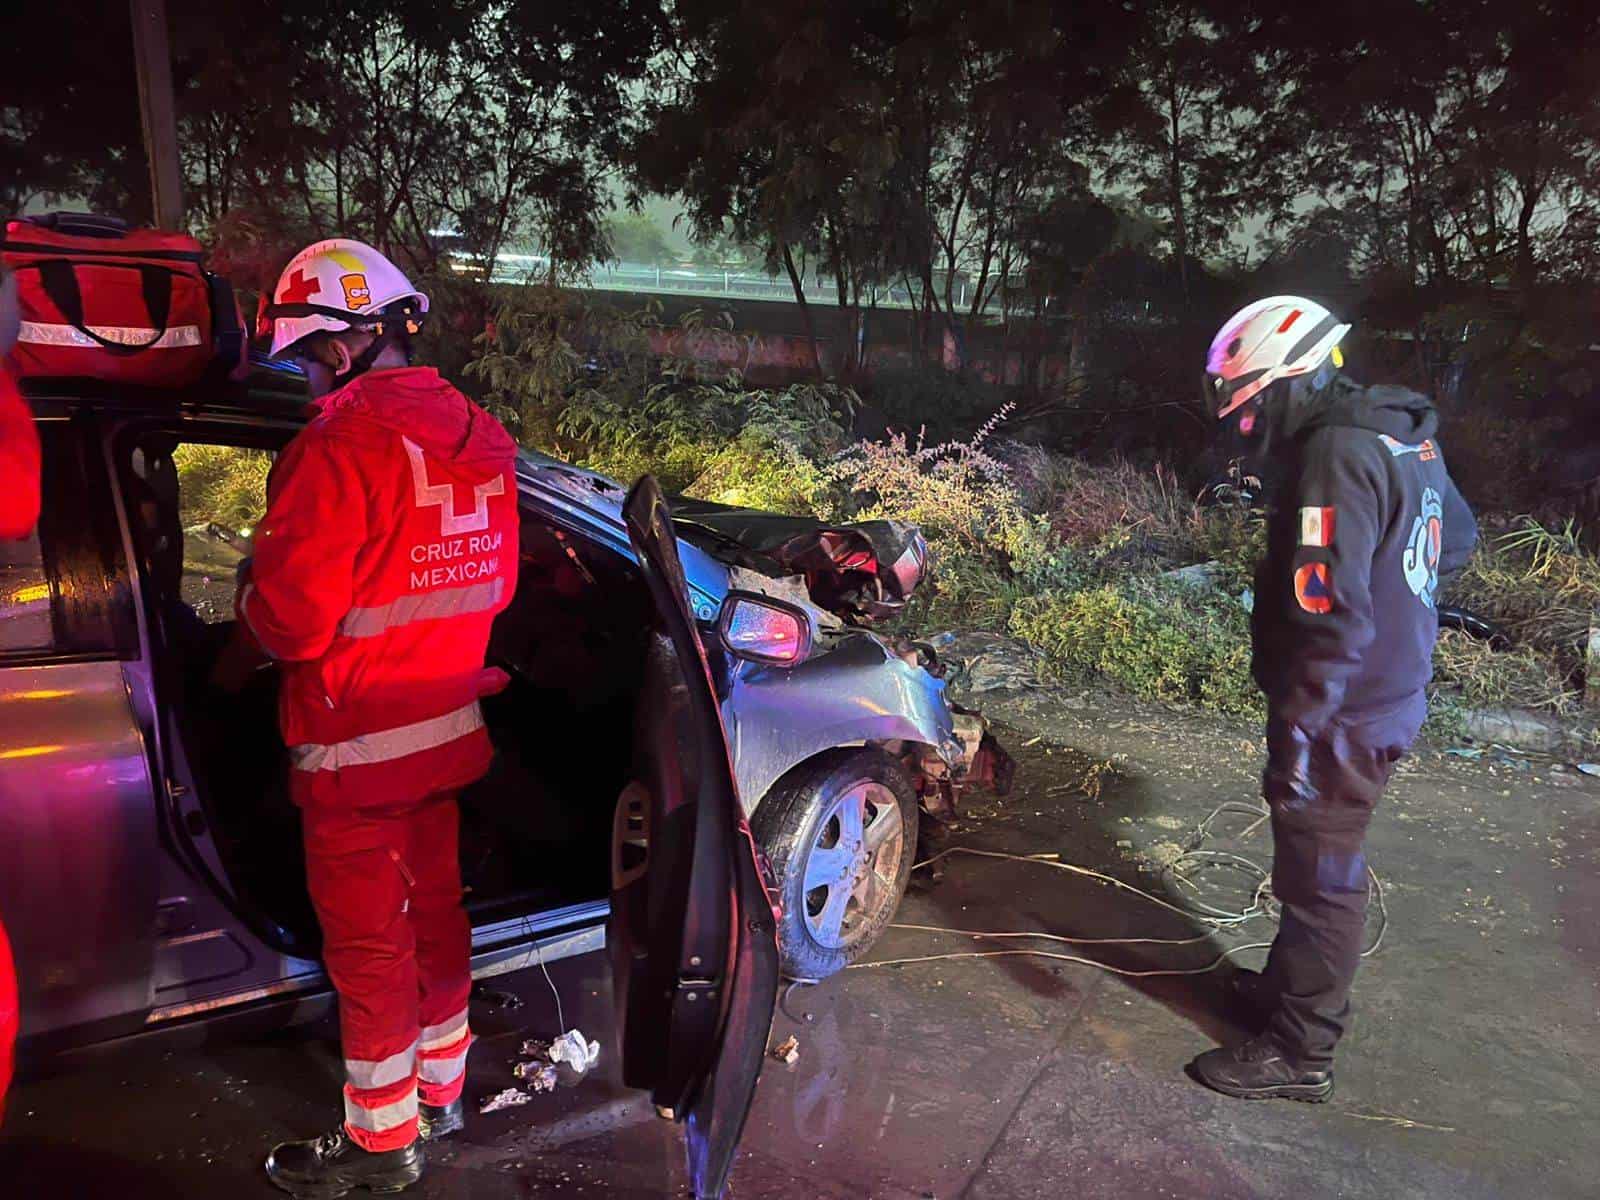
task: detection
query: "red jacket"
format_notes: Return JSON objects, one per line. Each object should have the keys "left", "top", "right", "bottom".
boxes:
{"left": 0, "top": 915, "right": 14, "bottom": 1128}
{"left": 0, "top": 370, "right": 41, "bottom": 540}
{"left": 240, "top": 368, "right": 520, "bottom": 805}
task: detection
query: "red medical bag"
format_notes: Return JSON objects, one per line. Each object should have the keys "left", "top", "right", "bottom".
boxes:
{"left": 2, "top": 213, "right": 243, "bottom": 387}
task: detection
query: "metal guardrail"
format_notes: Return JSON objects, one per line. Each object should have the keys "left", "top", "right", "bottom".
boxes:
{"left": 473, "top": 254, "right": 1012, "bottom": 312}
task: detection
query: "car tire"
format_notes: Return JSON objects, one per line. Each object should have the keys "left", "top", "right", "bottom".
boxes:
{"left": 751, "top": 748, "right": 918, "bottom": 981}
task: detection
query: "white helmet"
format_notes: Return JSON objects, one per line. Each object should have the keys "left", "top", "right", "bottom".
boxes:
{"left": 266, "top": 238, "right": 429, "bottom": 357}
{"left": 1204, "top": 295, "right": 1350, "bottom": 421}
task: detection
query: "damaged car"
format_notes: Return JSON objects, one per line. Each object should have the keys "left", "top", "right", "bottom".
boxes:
{"left": 0, "top": 357, "right": 1007, "bottom": 1186}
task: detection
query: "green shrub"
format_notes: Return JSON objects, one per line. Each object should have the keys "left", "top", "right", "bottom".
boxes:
{"left": 1005, "top": 445, "right": 1199, "bottom": 566}
{"left": 467, "top": 286, "right": 858, "bottom": 497}
{"left": 1431, "top": 628, "right": 1576, "bottom": 713}
{"left": 1421, "top": 690, "right": 1470, "bottom": 743}
{"left": 1449, "top": 518, "right": 1600, "bottom": 691}
{"left": 172, "top": 444, "right": 272, "bottom": 532}
{"left": 906, "top": 550, "right": 1028, "bottom": 633}
{"left": 1009, "top": 576, "right": 1261, "bottom": 717}
{"left": 686, "top": 427, "right": 835, "bottom": 515}
{"left": 1005, "top": 516, "right": 1095, "bottom": 594}
{"left": 1191, "top": 508, "right": 1268, "bottom": 593}
{"left": 826, "top": 405, "right": 1026, "bottom": 551}
{"left": 571, "top": 378, "right": 855, "bottom": 496}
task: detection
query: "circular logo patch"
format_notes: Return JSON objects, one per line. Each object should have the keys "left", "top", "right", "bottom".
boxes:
{"left": 1294, "top": 561, "right": 1334, "bottom": 614}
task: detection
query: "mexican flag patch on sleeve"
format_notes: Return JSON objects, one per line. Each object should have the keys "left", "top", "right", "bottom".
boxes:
{"left": 1299, "top": 506, "right": 1336, "bottom": 547}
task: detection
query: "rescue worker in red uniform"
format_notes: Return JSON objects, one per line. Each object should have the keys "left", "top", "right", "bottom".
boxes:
{"left": 0, "top": 265, "right": 41, "bottom": 541}
{"left": 227, "top": 239, "right": 519, "bottom": 1196}
{"left": 0, "top": 264, "right": 32, "bottom": 1125}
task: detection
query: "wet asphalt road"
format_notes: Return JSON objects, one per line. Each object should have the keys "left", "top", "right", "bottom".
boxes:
{"left": 3, "top": 688, "right": 1598, "bottom": 1198}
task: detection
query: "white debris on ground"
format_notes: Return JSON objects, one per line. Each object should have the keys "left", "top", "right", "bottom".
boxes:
{"left": 770, "top": 1036, "right": 800, "bottom": 1065}
{"left": 503, "top": 1028, "right": 601, "bottom": 1100}
{"left": 549, "top": 1029, "right": 601, "bottom": 1074}
{"left": 479, "top": 1087, "right": 534, "bottom": 1114}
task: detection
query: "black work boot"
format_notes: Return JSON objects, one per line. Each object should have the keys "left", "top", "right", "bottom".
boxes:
{"left": 1225, "top": 968, "right": 1279, "bottom": 1033}
{"left": 1187, "top": 1036, "right": 1334, "bottom": 1103}
{"left": 265, "top": 1126, "right": 424, "bottom": 1198}
{"left": 418, "top": 1098, "right": 465, "bottom": 1142}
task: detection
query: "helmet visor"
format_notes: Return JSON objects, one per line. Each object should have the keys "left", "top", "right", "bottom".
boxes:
{"left": 1205, "top": 368, "right": 1269, "bottom": 421}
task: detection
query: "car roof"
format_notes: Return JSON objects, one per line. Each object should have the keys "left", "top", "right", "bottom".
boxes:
{"left": 19, "top": 355, "right": 312, "bottom": 424}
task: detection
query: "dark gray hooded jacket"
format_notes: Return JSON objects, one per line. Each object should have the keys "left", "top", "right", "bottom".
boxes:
{"left": 1252, "top": 373, "right": 1478, "bottom": 745}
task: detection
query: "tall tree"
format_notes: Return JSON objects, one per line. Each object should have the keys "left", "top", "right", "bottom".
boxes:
{"left": 1097, "top": 1, "right": 1253, "bottom": 301}
{"left": 630, "top": 0, "right": 916, "bottom": 375}
{"left": 0, "top": 0, "right": 148, "bottom": 216}
{"left": 1236, "top": 0, "right": 1600, "bottom": 395}
{"left": 1244, "top": 0, "right": 1600, "bottom": 296}
{"left": 5, "top": 0, "right": 660, "bottom": 279}
{"left": 630, "top": 0, "right": 1142, "bottom": 376}
{"left": 606, "top": 211, "right": 675, "bottom": 265}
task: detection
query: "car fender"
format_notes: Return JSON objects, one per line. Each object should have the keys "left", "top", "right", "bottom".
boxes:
{"left": 722, "top": 631, "right": 960, "bottom": 813}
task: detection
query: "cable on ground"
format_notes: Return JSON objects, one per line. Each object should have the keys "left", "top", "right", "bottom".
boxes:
{"left": 847, "top": 798, "right": 1389, "bottom": 977}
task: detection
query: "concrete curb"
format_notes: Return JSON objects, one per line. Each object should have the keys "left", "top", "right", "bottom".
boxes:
{"left": 1456, "top": 705, "right": 1575, "bottom": 753}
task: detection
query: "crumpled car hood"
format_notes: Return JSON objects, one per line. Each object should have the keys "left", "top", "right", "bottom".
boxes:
{"left": 666, "top": 498, "right": 927, "bottom": 625}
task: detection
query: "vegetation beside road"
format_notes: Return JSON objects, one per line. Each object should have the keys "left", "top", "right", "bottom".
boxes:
{"left": 180, "top": 289, "right": 1600, "bottom": 741}
{"left": 464, "top": 293, "right": 1600, "bottom": 739}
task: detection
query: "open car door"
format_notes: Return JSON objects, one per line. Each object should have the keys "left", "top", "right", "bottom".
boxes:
{"left": 611, "top": 476, "right": 782, "bottom": 1199}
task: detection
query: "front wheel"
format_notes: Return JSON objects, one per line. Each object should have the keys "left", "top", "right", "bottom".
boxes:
{"left": 751, "top": 749, "right": 918, "bottom": 981}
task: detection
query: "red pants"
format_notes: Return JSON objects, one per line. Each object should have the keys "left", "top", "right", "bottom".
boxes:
{"left": 303, "top": 790, "right": 473, "bottom": 1151}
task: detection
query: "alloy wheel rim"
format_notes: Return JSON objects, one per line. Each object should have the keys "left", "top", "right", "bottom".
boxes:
{"left": 802, "top": 781, "right": 904, "bottom": 951}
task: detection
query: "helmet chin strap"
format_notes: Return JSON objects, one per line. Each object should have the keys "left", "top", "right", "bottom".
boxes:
{"left": 332, "top": 328, "right": 395, "bottom": 387}
{"left": 332, "top": 313, "right": 417, "bottom": 387}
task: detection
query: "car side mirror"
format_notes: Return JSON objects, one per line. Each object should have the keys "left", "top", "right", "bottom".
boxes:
{"left": 717, "top": 591, "right": 814, "bottom": 666}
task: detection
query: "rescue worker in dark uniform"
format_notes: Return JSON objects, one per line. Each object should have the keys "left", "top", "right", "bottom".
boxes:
{"left": 1189, "top": 296, "right": 1477, "bottom": 1101}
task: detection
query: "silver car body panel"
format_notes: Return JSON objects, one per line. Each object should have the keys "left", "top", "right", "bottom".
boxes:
{"left": 722, "top": 633, "right": 961, "bottom": 810}
{"left": 144, "top": 901, "right": 607, "bottom": 1026}
{"left": 0, "top": 661, "right": 158, "bottom": 1038}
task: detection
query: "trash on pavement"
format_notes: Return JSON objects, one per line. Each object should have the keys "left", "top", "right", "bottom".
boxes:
{"left": 509, "top": 1029, "right": 601, "bottom": 1092}
{"left": 1577, "top": 763, "right": 1600, "bottom": 777}
{"left": 770, "top": 1035, "right": 800, "bottom": 1065}
{"left": 549, "top": 1028, "right": 601, "bottom": 1074}
{"left": 513, "top": 1061, "right": 559, "bottom": 1092}
{"left": 479, "top": 1087, "right": 533, "bottom": 1114}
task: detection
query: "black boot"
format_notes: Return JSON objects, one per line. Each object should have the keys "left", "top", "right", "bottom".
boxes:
{"left": 1188, "top": 1036, "right": 1334, "bottom": 1103}
{"left": 265, "top": 1127, "right": 424, "bottom": 1198}
{"left": 419, "top": 1098, "right": 465, "bottom": 1142}
{"left": 1225, "top": 968, "right": 1279, "bottom": 1033}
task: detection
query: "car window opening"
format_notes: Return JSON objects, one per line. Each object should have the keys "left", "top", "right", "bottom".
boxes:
{"left": 115, "top": 430, "right": 645, "bottom": 953}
